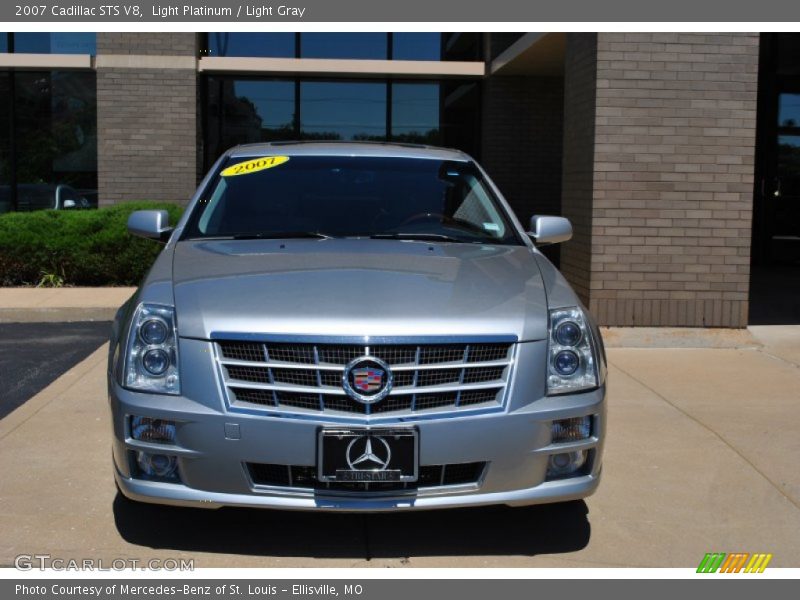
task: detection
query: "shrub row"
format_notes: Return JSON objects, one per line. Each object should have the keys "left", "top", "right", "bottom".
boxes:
{"left": 0, "top": 202, "right": 184, "bottom": 286}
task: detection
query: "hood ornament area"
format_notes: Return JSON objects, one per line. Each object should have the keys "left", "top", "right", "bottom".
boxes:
{"left": 342, "top": 356, "right": 394, "bottom": 404}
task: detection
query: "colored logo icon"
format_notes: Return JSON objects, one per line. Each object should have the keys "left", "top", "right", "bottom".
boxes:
{"left": 697, "top": 553, "right": 772, "bottom": 573}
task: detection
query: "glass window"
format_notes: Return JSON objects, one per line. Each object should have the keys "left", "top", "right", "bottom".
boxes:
{"left": 229, "top": 80, "right": 296, "bottom": 137}
{"left": 300, "top": 33, "right": 387, "bottom": 60}
{"left": 392, "top": 34, "right": 442, "bottom": 61}
{"left": 391, "top": 83, "right": 441, "bottom": 145}
{"left": 778, "top": 135, "right": 800, "bottom": 197}
{"left": 300, "top": 82, "right": 386, "bottom": 141}
{"left": 202, "top": 77, "right": 482, "bottom": 169}
{"left": 0, "top": 73, "right": 10, "bottom": 213}
{"left": 779, "top": 94, "right": 800, "bottom": 128}
{"left": 14, "top": 33, "right": 96, "bottom": 54}
{"left": 440, "top": 81, "right": 481, "bottom": 157}
{"left": 0, "top": 33, "right": 8, "bottom": 53}
{"left": 207, "top": 33, "right": 295, "bottom": 58}
{"left": 442, "top": 33, "right": 483, "bottom": 61}
{"left": 185, "top": 156, "right": 519, "bottom": 245}
{"left": 206, "top": 78, "right": 295, "bottom": 167}
{"left": 775, "top": 34, "right": 800, "bottom": 76}
{"left": 14, "top": 71, "right": 97, "bottom": 211}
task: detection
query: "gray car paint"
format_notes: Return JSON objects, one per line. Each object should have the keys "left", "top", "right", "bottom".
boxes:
{"left": 172, "top": 239, "right": 548, "bottom": 341}
{"left": 109, "top": 142, "right": 606, "bottom": 511}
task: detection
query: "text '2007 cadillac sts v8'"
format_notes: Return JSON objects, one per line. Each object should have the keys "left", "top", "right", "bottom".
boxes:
{"left": 109, "top": 142, "right": 607, "bottom": 511}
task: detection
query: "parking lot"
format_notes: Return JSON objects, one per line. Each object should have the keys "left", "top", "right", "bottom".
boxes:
{"left": 1, "top": 324, "right": 799, "bottom": 568}
{"left": 0, "top": 322, "right": 111, "bottom": 419}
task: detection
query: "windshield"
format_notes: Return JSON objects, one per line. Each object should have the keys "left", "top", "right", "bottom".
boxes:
{"left": 182, "top": 155, "right": 521, "bottom": 245}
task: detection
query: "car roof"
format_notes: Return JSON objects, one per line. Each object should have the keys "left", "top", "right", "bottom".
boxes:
{"left": 227, "top": 141, "right": 471, "bottom": 161}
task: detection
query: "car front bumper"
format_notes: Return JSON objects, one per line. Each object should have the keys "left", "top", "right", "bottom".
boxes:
{"left": 110, "top": 378, "right": 606, "bottom": 512}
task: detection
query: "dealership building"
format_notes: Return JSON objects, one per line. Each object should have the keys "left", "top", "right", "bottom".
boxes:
{"left": 0, "top": 32, "right": 798, "bottom": 327}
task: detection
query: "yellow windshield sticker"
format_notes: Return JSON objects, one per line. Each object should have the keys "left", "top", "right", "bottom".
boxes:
{"left": 221, "top": 155, "right": 290, "bottom": 177}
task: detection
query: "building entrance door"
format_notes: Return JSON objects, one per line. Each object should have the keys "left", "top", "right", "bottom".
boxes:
{"left": 767, "top": 92, "right": 800, "bottom": 262}
{"left": 750, "top": 34, "right": 800, "bottom": 324}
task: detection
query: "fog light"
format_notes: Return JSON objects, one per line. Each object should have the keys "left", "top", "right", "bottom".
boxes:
{"left": 547, "top": 450, "right": 587, "bottom": 479}
{"left": 135, "top": 451, "right": 178, "bottom": 480}
{"left": 551, "top": 416, "right": 591, "bottom": 443}
{"left": 130, "top": 416, "right": 176, "bottom": 444}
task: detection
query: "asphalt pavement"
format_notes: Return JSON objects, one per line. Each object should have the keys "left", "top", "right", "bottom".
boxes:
{"left": 0, "top": 321, "right": 111, "bottom": 419}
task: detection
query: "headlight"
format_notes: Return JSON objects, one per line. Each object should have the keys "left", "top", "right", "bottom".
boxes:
{"left": 124, "top": 304, "right": 180, "bottom": 394}
{"left": 140, "top": 319, "right": 168, "bottom": 345}
{"left": 547, "top": 307, "right": 598, "bottom": 395}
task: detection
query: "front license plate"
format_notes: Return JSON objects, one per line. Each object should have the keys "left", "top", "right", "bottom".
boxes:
{"left": 318, "top": 428, "right": 419, "bottom": 483}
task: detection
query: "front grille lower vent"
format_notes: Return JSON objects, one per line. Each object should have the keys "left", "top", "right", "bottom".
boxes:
{"left": 247, "top": 461, "right": 487, "bottom": 493}
{"left": 217, "top": 340, "right": 514, "bottom": 417}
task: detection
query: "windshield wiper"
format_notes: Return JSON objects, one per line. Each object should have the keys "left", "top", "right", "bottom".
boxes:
{"left": 229, "top": 231, "right": 334, "bottom": 240}
{"left": 369, "top": 232, "right": 464, "bottom": 243}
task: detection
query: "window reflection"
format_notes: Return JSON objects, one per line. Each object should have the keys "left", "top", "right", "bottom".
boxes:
{"left": 0, "top": 73, "right": 10, "bottom": 213}
{"left": 775, "top": 34, "right": 800, "bottom": 76}
{"left": 13, "top": 72, "right": 97, "bottom": 210}
{"left": 442, "top": 33, "right": 483, "bottom": 61}
{"left": 779, "top": 94, "right": 800, "bottom": 128}
{"left": 14, "top": 33, "right": 96, "bottom": 54}
{"left": 300, "top": 82, "right": 387, "bottom": 140}
{"left": 207, "top": 33, "right": 295, "bottom": 58}
{"left": 300, "top": 33, "right": 387, "bottom": 59}
{"left": 392, "top": 34, "right": 442, "bottom": 61}
{"left": 391, "top": 83, "right": 440, "bottom": 145}
{"left": 203, "top": 77, "right": 481, "bottom": 171}
{"left": 778, "top": 135, "right": 800, "bottom": 197}
{"left": 204, "top": 33, "right": 484, "bottom": 62}
{"left": 206, "top": 78, "right": 295, "bottom": 166}
{"left": 440, "top": 81, "right": 480, "bottom": 155}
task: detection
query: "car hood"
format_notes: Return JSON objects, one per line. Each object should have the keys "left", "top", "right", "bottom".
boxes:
{"left": 171, "top": 239, "right": 548, "bottom": 341}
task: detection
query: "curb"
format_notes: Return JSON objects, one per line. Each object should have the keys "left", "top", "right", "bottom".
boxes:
{"left": 0, "top": 287, "right": 135, "bottom": 323}
{"left": 0, "top": 307, "right": 121, "bottom": 323}
{"left": 601, "top": 326, "right": 760, "bottom": 349}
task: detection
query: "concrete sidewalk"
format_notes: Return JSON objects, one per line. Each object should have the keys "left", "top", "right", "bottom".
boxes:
{"left": 0, "top": 318, "right": 798, "bottom": 567}
{"left": 0, "top": 287, "right": 136, "bottom": 323}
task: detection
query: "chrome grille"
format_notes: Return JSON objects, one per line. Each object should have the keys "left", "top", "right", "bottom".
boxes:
{"left": 416, "top": 368, "right": 461, "bottom": 387}
{"left": 219, "top": 342, "right": 266, "bottom": 362}
{"left": 271, "top": 368, "right": 318, "bottom": 387}
{"left": 217, "top": 339, "right": 514, "bottom": 417}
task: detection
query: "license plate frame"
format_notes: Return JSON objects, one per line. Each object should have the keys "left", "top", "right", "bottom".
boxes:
{"left": 317, "top": 427, "right": 419, "bottom": 483}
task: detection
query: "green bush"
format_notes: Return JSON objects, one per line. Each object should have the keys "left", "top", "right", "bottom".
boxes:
{"left": 0, "top": 202, "right": 184, "bottom": 286}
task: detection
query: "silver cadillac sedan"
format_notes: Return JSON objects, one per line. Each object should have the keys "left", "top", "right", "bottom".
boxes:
{"left": 109, "top": 142, "right": 607, "bottom": 511}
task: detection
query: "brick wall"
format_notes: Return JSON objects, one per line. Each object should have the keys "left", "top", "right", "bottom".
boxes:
{"left": 560, "top": 34, "right": 599, "bottom": 304}
{"left": 96, "top": 33, "right": 199, "bottom": 206}
{"left": 481, "top": 76, "right": 564, "bottom": 225}
{"left": 96, "top": 33, "right": 197, "bottom": 56}
{"left": 561, "top": 33, "right": 759, "bottom": 327}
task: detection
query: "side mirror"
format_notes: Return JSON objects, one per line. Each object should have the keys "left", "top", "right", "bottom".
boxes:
{"left": 127, "top": 210, "right": 173, "bottom": 242}
{"left": 527, "top": 215, "right": 573, "bottom": 245}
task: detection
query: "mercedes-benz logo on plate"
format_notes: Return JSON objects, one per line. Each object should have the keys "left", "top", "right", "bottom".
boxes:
{"left": 346, "top": 436, "right": 392, "bottom": 471}
{"left": 342, "top": 356, "right": 393, "bottom": 404}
